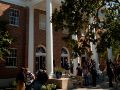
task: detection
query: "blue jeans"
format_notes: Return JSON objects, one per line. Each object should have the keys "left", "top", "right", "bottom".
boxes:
{"left": 33, "top": 80, "right": 42, "bottom": 90}
{"left": 84, "top": 75, "right": 89, "bottom": 86}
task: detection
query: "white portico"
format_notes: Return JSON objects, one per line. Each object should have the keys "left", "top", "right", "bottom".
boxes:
{"left": 27, "top": 0, "right": 61, "bottom": 77}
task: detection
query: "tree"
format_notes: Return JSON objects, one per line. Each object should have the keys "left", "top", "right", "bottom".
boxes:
{"left": 0, "top": 20, "right": 14, "bottom": 62}
{"left": 52, "top": 0, "right": 120, "bottom": 58}
{"left": 97, "top": 1, "right": 120, "bottom": 60}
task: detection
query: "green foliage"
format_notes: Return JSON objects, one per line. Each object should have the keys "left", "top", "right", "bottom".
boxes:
{"left": 52, "top": 0, "right": 104, "bottom": 33}
{"left": 97, "top": 0, "right": 120, "bottom": 54}
{"left": 41, "top": 84, "right": 56, "bottom": 90}
{"left": 112, "top": 42, "right": 120, "bottom": 58}
{"left": 11, "top": 80, "right": 17, "bottom": 87}
{"left": 52, "top": 0, "right": 104, "bottom": 57}
{"left": 52, "top": 0, "right": 120, "bottom": 58}
{"left": 0, "top": 20, "right": 14, "bottom": 60}
{"left": 54, "top": 67, "right": 64, "bottom": 73}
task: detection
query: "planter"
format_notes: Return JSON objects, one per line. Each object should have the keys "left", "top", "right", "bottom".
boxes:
{"left": 55, "top": 72, "right": 62, "bottom": 79}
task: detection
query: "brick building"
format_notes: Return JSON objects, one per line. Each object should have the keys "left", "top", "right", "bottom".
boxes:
{"left": 0, "top": 0, "right": 73, "bottom": 87}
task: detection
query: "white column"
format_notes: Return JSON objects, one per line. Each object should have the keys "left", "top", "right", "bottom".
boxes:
{"left": 90, "top": 28, "right": 99, "bottom": 70}
{"left": 91, "top": 43, "right": 99, "bottom": 70}
{"left": 89, "top": 17, "right": 99, "bottom": 70}
{"left": 46, "top": 0, "right": 54, "bottom": 78}
{"left": 28, "top": 7, "right": 34, "bottom": 73}
{"left": 73, "top": 58, "right": 79, "bottom": 76}
{"left": 107, "top": 47, "right": 113, "bottom": 61}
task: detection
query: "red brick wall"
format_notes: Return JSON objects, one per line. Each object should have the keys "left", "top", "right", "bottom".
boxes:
{"left": 0, "top": 1, "right": 28, "bottom": 78}
{"left": 0, "top": 2, "right": 71, "bottom": 78}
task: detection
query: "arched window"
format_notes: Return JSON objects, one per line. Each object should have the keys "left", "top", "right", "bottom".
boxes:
{"left": 61, "top": 48, "right": 68, "bottom": 54}
{"left": 35, "top": 47, "right": 46, "bottom": 72}
{"left": 36, "top": 47, "right": 46, "bottom": 53}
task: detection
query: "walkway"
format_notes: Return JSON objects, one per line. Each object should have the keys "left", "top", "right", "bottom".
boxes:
{"left": 72, "top": 82, "right": 118, "bottom": 90}
{"left": 67, "top": 75, "right": 120, "bottom": 90}
{"left": 57, "top": 80, "right": 120, "bottom": 90}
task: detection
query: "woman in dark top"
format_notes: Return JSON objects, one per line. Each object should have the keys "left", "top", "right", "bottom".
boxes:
{"left": 16, "top": 67, "right": 26, "bottom": 90}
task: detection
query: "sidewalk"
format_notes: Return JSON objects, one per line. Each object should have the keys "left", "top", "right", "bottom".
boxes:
{"left": 67, "top": 75, "right": 120, "bottom": 90}
{"left": 72, "top": 81, "right": 120, "bottom": 90}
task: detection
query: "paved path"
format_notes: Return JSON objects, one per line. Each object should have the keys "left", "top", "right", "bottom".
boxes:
{"left": 67, "top": 75, "right": 120, "bottom": 90}
{"left": 73, "top": 88, "right": 110, "bottom": 90}
{"left": 71, "top": 81, "right": 120, "bottom": 90}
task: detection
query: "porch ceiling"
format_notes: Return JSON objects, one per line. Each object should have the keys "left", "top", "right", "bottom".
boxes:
{"left": 1, "top": 0, "right": 61, "bottom": 11}
{"left": 34, "top": 0, "right": 61, "bottom": 11}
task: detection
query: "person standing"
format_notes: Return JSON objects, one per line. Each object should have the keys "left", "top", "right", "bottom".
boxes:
{"left": 16, "top": 67, "right": 26, "bottom": 90}
{"left": 83, "top": 67, "right": 89, "bottom": 86}
{"left": 24, "top": 68, "right": 35, "bottom": 90}
{"left": 106, "top": 59, "right": 114, "bottom": 87}
{"left": 90, "top": 61, "right": 97, "bottom": 87}
{"left": 33, "top": 69, "right": 48, "bottom": 90}
{"left": 76, "top": 63, "right": 83, "bottom": 87}
{"left": 64, "top": 58, "right": 70, "bottom": 76}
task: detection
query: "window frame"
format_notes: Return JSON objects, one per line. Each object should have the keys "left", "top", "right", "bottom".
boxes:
{"left": 9, "top": 8, "right": 20, "bottom": 27}
{"left": 39, "top": 13, "right": 46, "bottom": 30}
{"left": 6, "top": 48, "right": 17, "bottom": 68}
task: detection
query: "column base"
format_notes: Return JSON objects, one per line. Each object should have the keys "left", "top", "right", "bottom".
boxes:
{"left": 48, "top": 73, "right": 55, "bottom": 79}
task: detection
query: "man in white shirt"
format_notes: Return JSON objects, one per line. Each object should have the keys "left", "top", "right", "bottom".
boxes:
{"left": 24, "top": 68, "right": 35, "bottom": 90}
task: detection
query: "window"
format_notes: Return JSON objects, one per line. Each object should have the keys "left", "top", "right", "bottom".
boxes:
{"left": 6, "top": 49, "right": 17, "bottom": 67}
{"left": 39, "top": 14, "right": 46, "bottom": 30}
{"left": 9, "top": 9, "right": 19, "bottom": 26}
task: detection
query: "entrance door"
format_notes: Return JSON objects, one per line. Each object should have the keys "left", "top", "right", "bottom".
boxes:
{"left": 61, "top": 57, "right": 68, "bottom": 68}
{"left": 36, "top": 56, "right": 46, "bottom": 71}
{"left": 61, "top": 48, "right": 69, "bottom": 68}
{"left": 35, "top": 47, "right": 46, "bottom": 72}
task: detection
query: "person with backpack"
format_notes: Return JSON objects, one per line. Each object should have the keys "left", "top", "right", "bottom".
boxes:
{"left": 33, "top": 69, "right": 48, "bottom": 90}
{"left": 24, "top": 68, "right": 35, "bottom": 90}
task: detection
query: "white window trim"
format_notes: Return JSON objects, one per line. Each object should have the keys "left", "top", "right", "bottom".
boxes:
{"left": 36, "top": 52, "right": 46, "bottom": 56}
{"left": 5, "top": 48, "right": 17, "bottom": 68}
{"left": 9, "top": 8, "right": 20, "bottom": 27}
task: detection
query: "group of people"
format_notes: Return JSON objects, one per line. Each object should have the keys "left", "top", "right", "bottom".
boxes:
{"left": 76, "top": 59, "right": 98, "bottom": 87}
{"left": 15, "top": 58, "right": 120, "bottom": 89}
{"left": 75, "top": 58, "right": 120, "bottom": 88}
{"left": 106, "top": 59, "right": 120, "bottom": 87}
{"left": 16, "top": 67, "right": 48, "bottom": 90}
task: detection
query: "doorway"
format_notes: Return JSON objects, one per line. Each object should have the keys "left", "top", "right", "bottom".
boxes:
{"left": 35, "top": 47, "right": 46, "bottom": 72}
